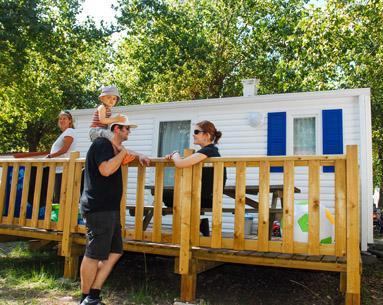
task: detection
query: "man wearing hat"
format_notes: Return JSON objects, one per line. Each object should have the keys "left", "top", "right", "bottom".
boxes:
{"left": 79, "top": 115, "right": 150, "bottom": 305}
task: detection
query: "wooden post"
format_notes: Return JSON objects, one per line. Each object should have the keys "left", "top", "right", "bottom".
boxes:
{"left": 120, "top": 165, "right": 128, "bottom": 238}
{"left": 6, "top": 164, "right": 20, "bottom": 224}
{"left": 190, "top": 162, "right": 202, "bottom": 246}
{"left": 234, "top": 162, "right": 246, "bottom": 250}
{"left": 175, "top": 148, "right": 197, "bottom": 302}
{"left": 335, "top": 159, "right": 347, "bottom": 257}
{"left": 345, "top": 145, "right": 360, "bottom": 305}
{"left": 135, "top": 165, "right": 146, "bottom": 240}
{"left": 308, "top": 160, "right": 320, "bottom": 255}
{"left": 43, "top": 163, "right": 56, "bottom": 229}
{"left": 282, "top": 160, "right": 294, "bottom": 253}
{"left": 258, "top": 161, "right": 270, "bottom": 251}
{"left": 19, "top": 163, "right": 31, "bottom": 226}
{"left": 152, "top": 163, "right": 164, "bottom": 242}
{"left": 61, "top": 152, "right": 80, "bottom": 279}
{"left": 211, "top": 162, "right": 224, "bottom": 248}
{"left": 180, "top": 273, "right": 197, "bottom": 302}
{"left": 0, "top": 163, "right": 9, "bottom": 224}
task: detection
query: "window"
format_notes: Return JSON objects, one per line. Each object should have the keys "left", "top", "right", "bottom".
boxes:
{"left": 158, "top": 120, "right": 191, "bottom": 185}
{"left": 293, "top": 117, "right": 316, "bottom": 155}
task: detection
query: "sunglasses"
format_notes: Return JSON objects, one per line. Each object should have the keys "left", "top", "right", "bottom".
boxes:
{"left": 193, "top": 129, "right": 205, "bottom": 135}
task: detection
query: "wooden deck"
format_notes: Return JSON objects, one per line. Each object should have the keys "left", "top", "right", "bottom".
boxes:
{"left": 0, "top": 146, "right": 361, "bottom": 304}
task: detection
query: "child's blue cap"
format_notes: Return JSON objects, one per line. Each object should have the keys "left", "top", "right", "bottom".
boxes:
{"left": 99, "top": 85, "right": 120, "bottom": 102}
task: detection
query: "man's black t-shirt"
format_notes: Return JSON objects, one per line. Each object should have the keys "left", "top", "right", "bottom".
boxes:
{"left": 197, "top": 144, "right": 227, "bottom": 205}
{"left": 80, "top": 137, "right": 122, "bottom": 215}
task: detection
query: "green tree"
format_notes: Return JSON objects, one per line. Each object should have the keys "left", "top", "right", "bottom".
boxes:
{"left": 278, "top": 0, "right": 383, "bottom": 206}
{"left": 115, "top": 0, "right": 309, "bottom": 104}
{"left": 0, "top": 0, "right": 112, "bottom": 152}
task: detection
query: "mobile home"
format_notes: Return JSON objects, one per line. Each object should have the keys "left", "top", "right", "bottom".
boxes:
{"left": 71, "top": 88, "right": 373, "bottom": 250}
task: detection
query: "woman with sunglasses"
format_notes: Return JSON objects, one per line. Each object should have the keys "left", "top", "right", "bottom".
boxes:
{"left": 165, "top": 120, "right": 227, "bottom": 236}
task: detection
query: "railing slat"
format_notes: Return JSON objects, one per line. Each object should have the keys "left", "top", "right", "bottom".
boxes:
{"left": 152, "top": 163, "right": 164, "bottom": 242}
{"left": 258, "top": 161, "right": 270, "bottom": 251}
{"left": 57, "top": 163, "right": 69, "bottom": 230}
{"left": 43, "top": 164, "right": 56, "bottom": 229}
{"left": 70, "top": 163, "right": 83, "bottom": 232}
{"left": 335, "top": 159, "right": 347, "bottom": 257}
{"left": 0, "top": 164, "right": 9, "bottom": 223}
{"left": 190, "top": 163, "right": 202, "bottom": 246}
{"left": 6, "top": 164, "right": 20, "bottom": 224}
{"left": 61, "top": 152, "right": 79, "bottom": 257}
{"left": 211, "top": 162, "right": 224, "bottom": 248}
{"left": 234, "top": 162, "right": 246, "bottom": 250}
{"left": 282, "top": 160, "right": 294, "bottom": 253}
{"left": 308, "top": 160, "right": 320, "bottom": 255}
{"left": 120, "top": 165, "right": 128, "bottom": 238}
{"left": 172, "top": 168, "right": 182, "bottom": 244}
{"left": 19, "top": 163, "right": 31, "bottom": 226}
{"left": 134, "top": 165, "right": 146, "bottom": 240}
{"left": 31, "top": 165, "right": 43, "bottom": 228}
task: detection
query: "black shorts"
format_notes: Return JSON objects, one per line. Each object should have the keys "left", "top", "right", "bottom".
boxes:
{"left": 84, "top": 211, "right": 123, "bottom": 260}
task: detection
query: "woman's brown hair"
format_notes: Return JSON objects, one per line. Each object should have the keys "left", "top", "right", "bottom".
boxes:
{"left": 196, "top": 120, "right": 222, "bottom": 144}
{"left": 59, "top": 110, "right": 75, "bottom": 129}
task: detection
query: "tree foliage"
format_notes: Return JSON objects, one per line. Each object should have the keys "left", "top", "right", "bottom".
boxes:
{"left": 115, "top": 0, "right": 309, "bottom": 104}
{"left": 0, "top": 0, "right": 112, "bottom": 152}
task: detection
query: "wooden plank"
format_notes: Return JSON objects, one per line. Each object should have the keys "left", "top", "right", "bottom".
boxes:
{"left": 69, "top": 163, "right": 82, "bottom": 232}
{"left": 120, "top": 165, "right": 128, "bottom": 238}
{"left": 43, "top": 164, "right": 56, "bottom": 229}
{"left": 346, "top": 145, "right": 360, "bottom": 298}
{"left": 308, "top": 160, "right": 320, "bottom": 255}
{"left": 19, "top": 163, "right": 31, "bottom": 226}
{"left": 258, "top": 161, "right": 270, "bottom": 251}
{"left": 57, "top": 162, "right": 69, "bottom": 230}
{"left": 211, "top": 162, "right": 224, "bottom": 248}
{"left": 282, "top": 160, "right": 294, "bottom": 253}
{"left": 180, "top": 273, "right": 196, "bottom": 302}
{"left": 0, "top": 164, "right": 9, "bottom": 224}
{"left": 152, "top": 163, "right": 164, "bottom": 242}
{"left": 335, "top": 159, "right": 347, "bottom": 257}
{"left": 190, "top": 163, "right": 202, "bottom": 246}
{"left": 172, "top": 167, "right": 182, "bottom": 243}
{"left": 134, "top": 165, "right": 146, "bottom": 240}
{"left": 192, "top": 250, "right": 346, "bottom": 272}
{"left": 234, "top": 162, "right": 246, "bottom": 250}
{"left": 61, "top": 152, "right": 79, "bottom": 257}
{"left": 6, "top": 164, "right": 20, "bottom": 224}
{"left": 179, "top": 165, "right": 193, "bottom": 274}
{"left": 31, "top": 165, "right": 43, "bottom": 228}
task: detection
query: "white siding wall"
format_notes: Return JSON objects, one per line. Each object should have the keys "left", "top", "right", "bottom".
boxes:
{"left": 71, "top": 89, "right": 371, "bottom": 247}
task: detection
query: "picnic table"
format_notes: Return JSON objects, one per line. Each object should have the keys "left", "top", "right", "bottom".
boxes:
{"left": 127, "top": 185, "right": 301, "bottom": 232}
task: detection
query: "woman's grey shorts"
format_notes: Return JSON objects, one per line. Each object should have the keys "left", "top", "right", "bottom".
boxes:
{"left": 84, "top": 211, "right": 123, "bottom": 261}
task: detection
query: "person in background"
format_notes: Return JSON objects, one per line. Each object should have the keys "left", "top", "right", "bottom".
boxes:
{"left": 42, "top": 110, "right": 77, "bottom": 203}
{"left": 165, "top": 120, "right": 227, "bottom": 236}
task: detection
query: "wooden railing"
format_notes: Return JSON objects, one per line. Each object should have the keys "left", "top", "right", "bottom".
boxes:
{"left": 0, "top": 145, "right": 360, "bottom": 304}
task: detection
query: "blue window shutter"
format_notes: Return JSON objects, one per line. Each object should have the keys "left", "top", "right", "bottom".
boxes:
{"left": 267, "top": 112, "right": 286, "bottom": 172}
{"left": 322, "top": 109, "right": 343, "bottom": 172}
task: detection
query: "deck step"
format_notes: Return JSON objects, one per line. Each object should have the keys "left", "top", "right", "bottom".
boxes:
{"left": 191, "top": 246, "right": 347, "bottom": 271}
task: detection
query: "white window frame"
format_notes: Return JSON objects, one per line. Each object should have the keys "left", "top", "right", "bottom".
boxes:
{"left": 286, "top": 111, "right": 322, "bottom": 156}
{"left": 153, "top": 117, "right": 195, "bottom": 157}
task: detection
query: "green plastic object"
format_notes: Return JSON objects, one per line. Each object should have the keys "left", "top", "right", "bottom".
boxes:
{"left": 50, "top": 204, "right": 60, "bottom": 222}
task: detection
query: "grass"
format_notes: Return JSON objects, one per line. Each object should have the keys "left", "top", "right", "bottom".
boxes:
{"left": 0, "top": 241, "right": 383, "bottom": 304}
